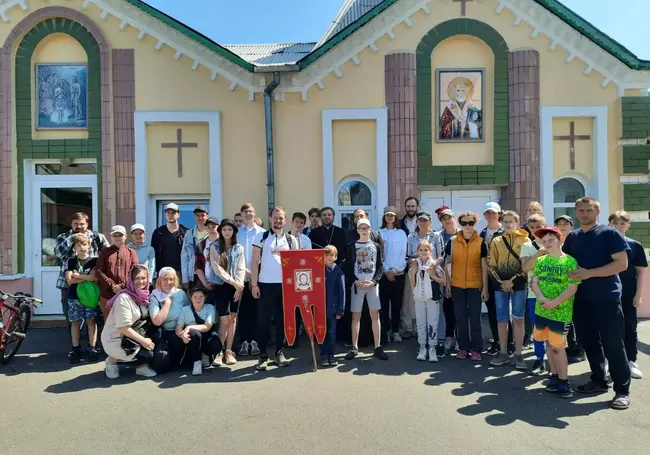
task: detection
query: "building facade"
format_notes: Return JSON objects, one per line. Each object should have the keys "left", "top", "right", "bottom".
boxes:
{"left": 1, "top": 0, "right": 650, "bottom": 319}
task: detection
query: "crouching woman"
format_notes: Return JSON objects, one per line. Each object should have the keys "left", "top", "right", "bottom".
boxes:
{"left": 101, "top": 265, "right": 157, "bottom": 379}
{"left": 175, "top": 286, "right": 222, "bottom": 376}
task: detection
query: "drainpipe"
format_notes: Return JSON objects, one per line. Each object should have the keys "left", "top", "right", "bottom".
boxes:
{"left": 264, "top": 72, "right": 281, "bottom": 213}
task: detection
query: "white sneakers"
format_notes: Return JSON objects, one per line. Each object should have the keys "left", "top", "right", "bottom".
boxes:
{"left": 416, "top": 346, "right": 427, "bottom": 361}
{"left": 393, "top": 332, "right": 403, "bottom": 343}
{"left": 630, "top": 361, "right": 643, "bottom": 379}
{"left": 428, "top": 347, "right": 438, "bottom": 363}
{"left": 105, "top": 358, "right": 120, "bottom": 379}
{"left": 192, "top": 360, "right": 203, "bottom": 376}
{"left": 444, "top": 337, "right": 457, "bottom": 352}
{"left": 135, "top": 365, "right": 157, "bottom": 378}
{"left": 212, "top": 352, "right": 223, "bottom": 367}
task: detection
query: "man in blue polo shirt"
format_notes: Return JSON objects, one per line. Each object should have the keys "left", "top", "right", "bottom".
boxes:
{"left": 562, "top": 197, "right": 631, "bottom": 410}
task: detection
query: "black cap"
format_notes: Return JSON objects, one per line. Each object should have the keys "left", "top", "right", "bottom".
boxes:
{"left": 193, "top": 205, "right": 208, "bottom": 214}
{"left": 205, "top": 216, "right": 219, "bottom": 226}
{"left": 189, "top": 285, "right": 208, "bottom": 296}
{"left": 217, "top": 218, "right": 238, "bottom": 234}
{"left": 554, "top": 215, "right": 573, "bottom": 226}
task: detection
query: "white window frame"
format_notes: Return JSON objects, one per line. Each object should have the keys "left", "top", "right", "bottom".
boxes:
{"left": 335, "top": 175, "right": 377, "bottom": 228}
{"left": 552, "top": 174, "right": 588, "bottom": 217}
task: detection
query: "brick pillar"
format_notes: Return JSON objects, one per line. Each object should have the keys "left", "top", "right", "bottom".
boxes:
{"left": 112, "top": 49, "right": 136, "bottom": 228}
{"left": 502, "top": 50, "right": 540, "bottom": 216}
{"left": 385, "top": 52, "right": 418, "bottom": 213}
{"left": 0, "top": 46, "right": 12, "bottom": 274}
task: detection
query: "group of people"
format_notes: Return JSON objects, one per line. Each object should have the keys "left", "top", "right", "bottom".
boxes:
{"left": 53, "top": 196, "right": 646, "bottom": 410}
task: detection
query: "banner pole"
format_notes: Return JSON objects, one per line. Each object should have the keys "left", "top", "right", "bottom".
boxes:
{"left": 310, "top": 312, "right": 318, "bottom": 372}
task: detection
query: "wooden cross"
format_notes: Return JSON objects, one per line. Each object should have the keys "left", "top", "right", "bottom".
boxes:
{"left": 454, "top": 0, "right": 474, "bottom": 16}
{"left": 160, "top": 129, "right": 198, "bottom": 178}
{"left": 553, "top": 121, "right": 591, "bottom": 170}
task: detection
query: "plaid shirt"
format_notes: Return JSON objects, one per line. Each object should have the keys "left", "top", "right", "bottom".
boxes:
{"left": 54, "top": 230, "right": 109, "bottom": 289}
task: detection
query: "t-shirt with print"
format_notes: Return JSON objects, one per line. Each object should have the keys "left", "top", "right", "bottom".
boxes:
{"left": 253, "top": 232, "right": 297, "bottom": 284}
{"left": 533, "top": 254, "right": 580, "bottom": 323}
{"left": 354, "top": 241, "right": 378, "bottom": 281}
{"left": 66, "top": 256, "right": 98, "bottom": 299}
{"left": 620, "top": 237, "right": 648, "bottom": 300}
{"left": 520, "top": 240, "right": 543, "bottom": 298}
{"left": 177, "top": 304, "right": 216, "bottom": 328}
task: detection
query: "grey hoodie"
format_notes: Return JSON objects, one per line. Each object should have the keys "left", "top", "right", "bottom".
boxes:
{"left": 127, "top": 242, "right": 156, "bottom": 283}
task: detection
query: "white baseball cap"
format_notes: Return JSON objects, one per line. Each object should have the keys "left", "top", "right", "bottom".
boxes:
{"left": 110, "top": 225, "right": 127, "bottom": 236}
{"left": 483, "top": 202, "right": 501, "bottom": 213}
{"left": 164, "top": 202, "right": 180, "bottom": 212}
{"left": 357, "top": 218, "right": 371, "bottom": 228}
{"left": 130, "top": 223, "right": 146, "bottom": 233}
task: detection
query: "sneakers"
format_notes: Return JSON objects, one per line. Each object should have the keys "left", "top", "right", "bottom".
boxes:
{"left": 105, "top": 358, "right": 120, "bottom": 379}
{"left": 345, "top": 348, "right": 359, "bottom": 360}
{"left": 274, "top": 351, "right": 290, "bottom": 367}
{"left": 256, "top": 357, "right": 269, "bottom": 371}
{"left": 401, "top": 330, "right": 412, "bottom": 340}
{"left": 508, "top": 344, "right": 516, "bottom": 356}
{"left": 320, "top": 355, "right": 329, "bottom": 367}
{"left": 611, "top": 394, "right": 630, "bottom": 410}
{"left": 435, "top": 343, "right": 446, "bottom": 359}
{"left": 192, "top": 360, "right": 203, "bottom": 376}
{"left": 444, "top": 336, "right": 456, "bottom": 352}
{"left": 576, "top": 381, "right": 609, "bottom": 394}
{"left": 212, "top": 352, "right": 223, "bottom": 367}
{"left": 69, "top": 346, "right": 82, "bottom": 364}
{"left": 429, "top": 347, "right": 438, "bottom": 363}
{"left": 201, "top": 354, "right": 210, "bottom": 368}
{"left": 374, "top": 346, "right": 388, "bottom": 360}
{"left": 556, "top": 380, "right": 573, "bottom": 399}
{"left": 224, "top": 350, "right": 237, "bottom": 365}
{"left": 513, "top": 354, "right": 527, "bottom": 371}
{"left": 470, "top": 351, "right": 482, "bottom": 361}
{"left": 486, "top": 344, "right": 499, "bottom": 356}
{"left": 531, "top": 359, "right": 546, "bottom": 375}
{"left": 239, "top": 341, "right": 250, "bottom": 357}
{"left": 630, "top": 361, "right": 643, "bottom": 379}
{"left": 490, "top": 352, "right": 511, "bottom": 367}
{"left": 545, "top": 375, "right": 559, "bottom": 393}
{"left": 328, "top": 355, "right": 338, "bottom": 367}
{"left": 416, "top": 346, "right": 427, "bottom": 361}
{"left": 86, "top": 347, "right": 99, "bottom": 362}
{"left": 250, "top": 340, "right": 260, "bottom": 356}
{"left": 392, "top": 332, "right": 402, "bottom": 343}
{"left": 135, "top": 365, "right": 157, "bottom": 378}
{"left": 456, "top": 349, "right": 468, "bottom": 360}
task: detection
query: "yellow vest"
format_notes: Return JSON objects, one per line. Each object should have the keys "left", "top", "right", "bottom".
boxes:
{"left": 451, "top": 231, "right": 483, "bottom": 289}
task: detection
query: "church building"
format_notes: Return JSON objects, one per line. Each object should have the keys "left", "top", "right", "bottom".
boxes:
{"left": 1, "top": 0, "right": 649, "bottom": 319}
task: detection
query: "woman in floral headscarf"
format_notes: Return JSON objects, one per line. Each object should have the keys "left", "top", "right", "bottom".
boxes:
{"left": 101, "top": 265, "right": 157, "bottom": 379}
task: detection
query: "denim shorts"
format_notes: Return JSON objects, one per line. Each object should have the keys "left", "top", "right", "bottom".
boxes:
{"left": 494, "top": 290, "right": 527, "bottom": 321}
{"left": 68, "top": 298, "right": 96, "bottom": 322}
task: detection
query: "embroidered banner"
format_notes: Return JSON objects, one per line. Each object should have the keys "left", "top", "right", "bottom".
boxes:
{"left": 280, "top": 249, "right": 326, "bottom": 345}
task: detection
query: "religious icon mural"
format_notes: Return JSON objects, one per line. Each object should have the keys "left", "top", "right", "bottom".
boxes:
{"left": 36, "top": 64, "right": 87, "bottom": 129}
{"left": 436, "top": 69, "right": 484, "bottom": 142}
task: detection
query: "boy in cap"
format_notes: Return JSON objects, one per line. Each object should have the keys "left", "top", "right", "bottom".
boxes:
{"left": 554, "top": 215, "right": 574, "bottom": 241}
{"left": 128, "top": 223, "right": 156, "bottom": 285}
{"left": 437, "top": 208, "right": 459, "bottom": 353}
{"left": 151, "top": 202, "right": 189, "bottom": 279}
{"left": 96, "top": 225, "right": 139, "bottom": 321}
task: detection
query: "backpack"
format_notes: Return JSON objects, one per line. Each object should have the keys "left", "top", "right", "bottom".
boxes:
{"left": 77, "top": 281, "right": 100, "bottom": 309}
{"left": 258, "top": 231, "right": 294, "bottom": 269}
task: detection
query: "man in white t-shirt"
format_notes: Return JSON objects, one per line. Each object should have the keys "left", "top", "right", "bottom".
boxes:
{"left": 250, "top": 206, "right": 298, "bottom": 371}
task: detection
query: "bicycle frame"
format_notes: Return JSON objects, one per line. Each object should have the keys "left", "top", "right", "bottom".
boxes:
{"left": 0, "top": 298, "right": 20, "bottom": 350}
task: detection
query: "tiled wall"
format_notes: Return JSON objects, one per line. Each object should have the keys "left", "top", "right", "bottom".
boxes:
{"left": 622, "top": 97, "right": 650, "bottom": 140}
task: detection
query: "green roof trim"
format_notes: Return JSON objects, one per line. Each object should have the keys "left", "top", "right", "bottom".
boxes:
{"left": 127, "top": 0, "right": 254, "bottom": 72}
{"left": 297, "top": 0, "right": 650, "bottom": 72}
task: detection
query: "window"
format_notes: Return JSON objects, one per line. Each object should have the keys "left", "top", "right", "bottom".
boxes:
{"left": 157, "top": 200, "right": 210, "bottom": 229}
{"left": 336, "top": 177, "right": 375, "bottom": 230}
{"left": 553, "top": 177, "right": 585, "bottom": 222}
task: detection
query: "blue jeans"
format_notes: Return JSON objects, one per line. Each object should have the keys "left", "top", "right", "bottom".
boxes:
{"left": 320, "top": 316, "right": 338, "bottom": 356}
{"left": 527, "top": 298, "right": 546, "bottom": 361}
{"left": 494, "top": 290, "right": 527, "bottom": 322}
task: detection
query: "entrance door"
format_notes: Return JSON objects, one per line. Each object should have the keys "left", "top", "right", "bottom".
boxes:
{"left": 421, "top": 189, "right": 500, "bottom": 232}
{"left": 27, "top": 162, "right": 98, "bottom": 316}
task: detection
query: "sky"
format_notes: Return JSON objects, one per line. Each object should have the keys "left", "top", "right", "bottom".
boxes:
{"left": 144, "top": 0, "right": 650, "bottom": 59}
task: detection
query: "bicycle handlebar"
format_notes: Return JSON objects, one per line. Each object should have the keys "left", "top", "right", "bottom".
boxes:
{"left": 0, "top": 290, "right": 42, "bottom": 304}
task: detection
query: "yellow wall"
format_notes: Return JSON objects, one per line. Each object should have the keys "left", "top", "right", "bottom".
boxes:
{"left": 146, "top": 123, "right": 210, "bottom": 195}
{"left": 333, "top": 120, "right": 376, "bottom": 185}
{"left": 31, "top": 33, "right": 88, "bottom": 140}
{"left": 430, "top": 35, "right": 494, "bottom": 166}
{"left": 552, "top": 118, "right": 594, "bottom": 181}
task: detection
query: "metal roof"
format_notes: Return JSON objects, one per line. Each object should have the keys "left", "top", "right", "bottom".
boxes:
{"left": 223, "top": 43, "right": 316, "bottom": 66}
{"left": 315, "top": 0, "right": 384, "bottom": 48}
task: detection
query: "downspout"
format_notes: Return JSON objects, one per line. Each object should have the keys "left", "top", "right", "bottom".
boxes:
{"left": 264, "top": 72, "right": 281, "bottom": 213}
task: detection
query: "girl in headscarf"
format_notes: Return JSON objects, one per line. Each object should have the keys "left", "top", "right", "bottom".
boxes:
{"left": 102, "top": 265, "right": 157, "bottom": 379}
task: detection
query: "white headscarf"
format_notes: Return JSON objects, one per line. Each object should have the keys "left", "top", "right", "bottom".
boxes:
{"left": 151, "top": 267, "right": 177, "bottom": 302}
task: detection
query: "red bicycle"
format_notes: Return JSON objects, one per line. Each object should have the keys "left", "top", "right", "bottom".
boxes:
{"left": 0, "top": 290, "right": 41, "bottom": 365}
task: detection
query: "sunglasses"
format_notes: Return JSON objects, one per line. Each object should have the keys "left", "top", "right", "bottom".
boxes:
{"left": 459, "top": 220, "right": 476, "bottom": 227}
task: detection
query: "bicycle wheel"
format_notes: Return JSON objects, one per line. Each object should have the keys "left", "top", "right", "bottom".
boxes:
{"left": 0, "top": 304, "right": 31, "bottom": 365}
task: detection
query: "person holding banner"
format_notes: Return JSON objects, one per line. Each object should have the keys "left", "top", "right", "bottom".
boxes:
{"left": 345, "top": 218, "right": 387, "bottom": 361}
{"left": 250, "top": 207, "right": 298, "bottom": 371}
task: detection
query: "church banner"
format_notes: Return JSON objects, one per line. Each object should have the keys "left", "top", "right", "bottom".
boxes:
{"left": 280, "top": 249, "right": 327, "bottom": 346}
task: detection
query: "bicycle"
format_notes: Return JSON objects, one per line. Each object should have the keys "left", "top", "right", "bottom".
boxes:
{"left": 0, "top": 290, "right": 41, "bottom": 365}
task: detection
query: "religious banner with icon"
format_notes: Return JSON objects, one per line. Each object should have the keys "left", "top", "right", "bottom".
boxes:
{"left": 280, "top": 249, "right": 327, "bottom": 350}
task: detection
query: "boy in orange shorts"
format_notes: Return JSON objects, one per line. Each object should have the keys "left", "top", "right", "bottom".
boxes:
{"left": 530, "top": 227, "right": 580, "bottom": 399}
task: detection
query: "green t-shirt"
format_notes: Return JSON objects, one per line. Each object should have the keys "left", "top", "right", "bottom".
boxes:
{"left": 533, "top": 254, "right": 580, "bottom": 323}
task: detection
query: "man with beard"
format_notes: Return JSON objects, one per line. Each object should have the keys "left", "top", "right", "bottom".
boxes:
{"left": 54, "top": 212, "right": 109, "bottom": 321}
{"left": 439, "top": 79, "right": 482, "bottom": 140}
{"left": 151, "top": 203, "right": 189, "bottom": 281}
{"left": 400, "top": 197, "right": 419, "bottom": 235}
{"left": 181, "top": 206, "right": 210, "bottom": 290}
{"left": 309, "top": 207, "right": 347, "bottom": 264}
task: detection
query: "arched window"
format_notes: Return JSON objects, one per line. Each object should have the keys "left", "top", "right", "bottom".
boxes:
{"left": 553, "top": 177, "right": 585, "bottom": 222}
{"left": 336, "top": 177, "right": 375, "bottom": 230}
